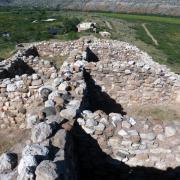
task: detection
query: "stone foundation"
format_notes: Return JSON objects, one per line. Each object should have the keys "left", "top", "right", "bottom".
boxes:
{"left": 0, "top": 37, "right": 180, "bottom": 179}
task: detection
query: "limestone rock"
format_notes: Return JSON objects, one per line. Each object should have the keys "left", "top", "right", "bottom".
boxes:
{"left": 31, "top": 122, "right": 53, "bottom": 143}
{"left": 51, "top": 129, "right": 66, "bottom": 149}
{"left": 39, "top": 86, "right": 52, "bottom": 101}
{"left": 22, "top": 144, "right": 49, "bottom": 158}
{"left": 7, "top": 84, "right": 17, "bottom": 92}
{"left": 35, "top": 160, "right": 58, "bottom": 180}
{"left": 122, "top": 121, "right": 131, "bottom": 129}
{"left": 26, "top": 115, "right": 39, "bottom": 129}
{"left": 18, "top": 155, "right": 37, "bottom": 175}
{"left": 42, "top": 107, "right": 56, "bottom": 117}
{"left": 109, "top": 113, "right": 123, "bottom": 127}
{"left": 0, "top": 153, "right": 17, "bottom": 173}
{"left": 31, "top": 79, "right": 43, "bottom": 86}
{"left": 140, "top": 132, "right": 156, "bottom": 141}
{"left": 60, "top": 108, "right": 77, "bottom": 120}
{"left": 95, "top": 123, "right": 105, "bottom": 132}
{"left": 17, "top": 166, "right": 35, "bottom": 180}
{"left": 165, "top": 126, "right": 176, "bottom": 137}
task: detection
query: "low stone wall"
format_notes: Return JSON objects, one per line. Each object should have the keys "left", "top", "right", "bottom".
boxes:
{"left": 0, "top": 38, "right": 180, "bottom": 180}
{"left": 36, "top": 37, "right": 180, "bottom": 107}
{"left": 0, "top": 47, "right": 57, "bottom": 129}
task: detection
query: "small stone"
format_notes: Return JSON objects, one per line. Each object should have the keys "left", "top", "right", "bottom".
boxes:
{"left": 31, "top": 122, "right": 53, "bottom": 143}
{"left": 118, "top": 129, "right": 128, "bottom": 137}
{"left": 165, "top": 126, "right": 176, "bottom": 137}
{"left": 7, "top": 84, "right": 17, "bottom": 92}
{"left": 157, "top": 134, "right": 165, "bottom": 141}
{"left": 153, "top": 124, "right": 164, "bottom": 133}
{"left": 31, "top": 79, "right": 43, "bottom": 86}
{"left": 39, "top": 87, "right": 52, "bottom": 101}
{"left": 82, "top": 126, "right": 95, "bottom": 134}
{"left": 51, "top": 129, "right": 66, "bottom": 149}
{"left": 122, "top": 121, "right": 131, "bottom": 129}
{"left": 95, "top": 123, "right": 105, "bottom": 132}
{"left": 109, "top": 113, "right": 123, "bottom": 127}
{"left": 18, "top": 155, "right": 37, "bottom": 175}
{"left": 128, "top": 117, "right": 136, "bottom": 125}
{"left": 61, "top": 121, "right": 73, "bottom": 131}
{"left": 82, "top": 110, "right": 94, "bottom": 119}
{"left": 77, "top": 118, "right": 85, "bottom": 126}
{"left": 53, "top": 96, "right": 64, "bottom": 107}
{"left": 35, "top": 160, "right": 58, "bottom": 180}
{"left": 17, "top": 166, "right": 35, "bottom": 180}
{"left": 45, "top": 100, "right": 55, "bottom": 107}
{"left": 60, "top": 108, "right": 76, "bottom": 120}
{"left": 121, "top": 140, "right": 132, "bottom": 147}
{"left": 128, "top": 130, "right": 141, "bottom": 143}
{"left": 50, "top": 73, "right": 57, "bottom": 79}
{"left": 18, "top": 107, "right": 27, "bottom": 114}
{"left": 58, "top": 81, "right": 69, "bottom": 91}
{"left": 42, "top": 107, "right": 56, "bottom": 117}
{"left": 125, "top": 69, "right": 131, "bottom": 75}
{"left": 53, "top": 78, "right": 62, "bottom": 87}
{"left": 86, "top": 119, "right": 97, "bottom": 127}
{"left": 26, "top": 115, "right": 39, "bottom": 129}
{"left": 32, "top": 74, "right": 39, "bottom": 80}
{"left": 104, "top": 125, "right": 114, "bottom": 138}
{"left": 22, "top": 144, "right": 49, "bottom": 158}
{"left": 140, "top": 132, "right": 156, "bottom": 141}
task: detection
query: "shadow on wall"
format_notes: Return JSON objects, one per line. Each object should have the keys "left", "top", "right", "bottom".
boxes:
{"left": 86, "top": 47, "right": 99, "bottom": 63}
{"left": 68, "top": 70, "right": 180, "bottom": 180}
{"left": 0, "top": 59, "right": 35, "bottom": 79}
{"left": 71, "top": 122, "right": 180, "bottom": 180}
{"left": 83, "top": 70, "right": 126, "bottom": 115}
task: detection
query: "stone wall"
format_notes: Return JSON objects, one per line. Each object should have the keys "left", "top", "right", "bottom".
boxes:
{"left": 36, "top": 37, "right": 180, "bottom": 107}
{"left": 0, "top": 38, "right": 180, "bottom": 179}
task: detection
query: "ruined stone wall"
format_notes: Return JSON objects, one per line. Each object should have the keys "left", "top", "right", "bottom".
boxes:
{"left": 36, "top": 38, "right": 180, "bottom": 107}
{"left": 0, "top": 47, "right": 58, "bottom": 129}
{"left": 1, "top": 40, "right": 180, "bottom": 180}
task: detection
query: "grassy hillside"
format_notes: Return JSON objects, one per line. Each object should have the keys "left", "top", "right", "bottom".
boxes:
{"left": 0, "top": 0, "right": 180, "bottom": 16}
{"left": 0, "top": 9, "right": 180, "bottom": 73}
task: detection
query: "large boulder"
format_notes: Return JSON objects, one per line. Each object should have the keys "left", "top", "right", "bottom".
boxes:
{"left": 22, "top": 144, "right": 49, "bottom": 159}
{"left": 35, "top": 160, "right": 59, "bottom": 180}
{"left": 18, "top": 155, "right": 37, "bottom": 176}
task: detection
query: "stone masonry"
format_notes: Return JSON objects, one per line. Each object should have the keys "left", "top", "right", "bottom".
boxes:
{"left": 0, "top": 37, "right": 180, "bottom": 179}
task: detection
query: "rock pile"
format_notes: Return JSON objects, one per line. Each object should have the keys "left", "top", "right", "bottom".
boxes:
{"left": 0, "top": 37, "right": 180, "bottom": 179}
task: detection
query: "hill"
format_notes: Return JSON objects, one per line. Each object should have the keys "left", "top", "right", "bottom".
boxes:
{"left": 0, "top": 0, "right": 180, "bottom": 16}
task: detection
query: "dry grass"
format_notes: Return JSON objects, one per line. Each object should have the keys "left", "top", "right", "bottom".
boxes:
{"left": 41, "top": 55, "right": 68, "bottom": 69}
{"left": 127, "top": 105, "right": 180, "bottom": 122}
{"left": 0, "top": 129, "right": 30, "bottom": 155}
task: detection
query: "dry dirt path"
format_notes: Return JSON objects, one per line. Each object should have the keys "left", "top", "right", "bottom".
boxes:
{"left": 142, "top": 23, "right": 158, "bottom": 46}
{"left": 105, "top": 21, "right": 113, "bottom": 30}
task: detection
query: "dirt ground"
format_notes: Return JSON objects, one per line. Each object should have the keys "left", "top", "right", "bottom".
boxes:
{"left": 0, "top": 128, "right": 30, "bottom": 155}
